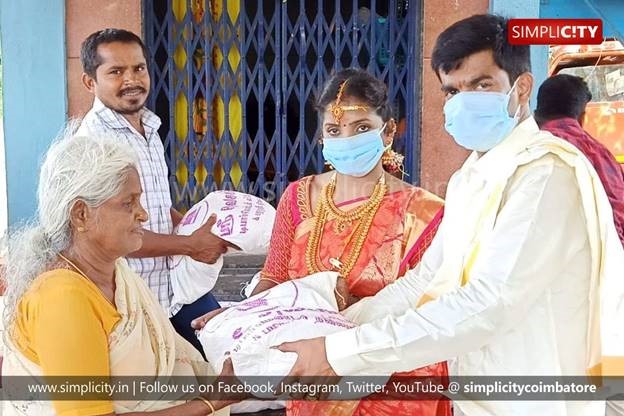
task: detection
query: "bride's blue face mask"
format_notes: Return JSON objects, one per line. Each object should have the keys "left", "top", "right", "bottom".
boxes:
{"left": 443, "top": 81, "right": 521, "bottom": 152}
{"left": 322, "top": 124, "right": 388, "bottom": 177}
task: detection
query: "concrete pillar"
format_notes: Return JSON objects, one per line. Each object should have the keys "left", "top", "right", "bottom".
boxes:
{"left": 0, "top": 0, "right": 67, "bottom": 224}
{"left": 420, "top": 0, "right": 488, "bottom": 197}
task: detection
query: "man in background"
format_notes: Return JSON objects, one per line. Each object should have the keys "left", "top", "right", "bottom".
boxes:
{"left": 535, "top": 74, "right": 624, "bottom": 247}
{"left": 77, "top": 28, "right": 227, "bottom": 354}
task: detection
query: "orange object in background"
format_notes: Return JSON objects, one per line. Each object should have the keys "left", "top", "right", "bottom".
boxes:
{"left": 549, "top": 40, "right": 624, "bottom": 164}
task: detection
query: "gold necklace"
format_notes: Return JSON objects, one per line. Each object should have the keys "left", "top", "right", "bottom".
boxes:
{"left": 305, "top": 173, "right": 387, "bottom": 280}
{"left": 58, "top": 253, "right": 116, "bottom": 307}
{"left": 322, "top": 173, "right": 386, "bottom": 233}
{"left": 58, "top": 253, "right": 91, "bottom": 280}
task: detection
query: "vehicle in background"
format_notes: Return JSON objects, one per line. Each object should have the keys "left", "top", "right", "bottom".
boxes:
{"left": 549, "top": 39, "right": 624, "bottom": 164}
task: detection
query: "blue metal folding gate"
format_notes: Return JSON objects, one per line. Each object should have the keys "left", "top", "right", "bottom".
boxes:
{"left": 145, "top": 0, "right": 421, "bottom": 211}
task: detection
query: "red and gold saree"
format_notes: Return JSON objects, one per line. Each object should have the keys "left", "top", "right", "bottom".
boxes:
{"left": 261, "top": 176, "right": 451, "bottom": 416}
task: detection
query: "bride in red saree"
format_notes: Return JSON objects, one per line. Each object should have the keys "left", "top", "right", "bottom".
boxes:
{"left": 253, "top": 69, "right": 451, "bottom": 416}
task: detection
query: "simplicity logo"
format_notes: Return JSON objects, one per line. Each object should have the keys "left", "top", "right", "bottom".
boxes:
{"left": 508, "top": 19, "right": 603, "bottom": 45}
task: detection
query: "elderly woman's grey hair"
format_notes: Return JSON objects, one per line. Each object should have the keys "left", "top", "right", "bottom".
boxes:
{"left": 3, "top": 123, "right": 138, "bottom": 331}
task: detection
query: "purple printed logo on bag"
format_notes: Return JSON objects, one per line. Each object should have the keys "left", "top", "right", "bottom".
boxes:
{"left": 216, "top": 215, "right": 235, "bottom": 237}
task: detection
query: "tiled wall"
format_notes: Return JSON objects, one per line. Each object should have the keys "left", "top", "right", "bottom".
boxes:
{"left": 420, "top": 0, "right": 488, "bottom": 196}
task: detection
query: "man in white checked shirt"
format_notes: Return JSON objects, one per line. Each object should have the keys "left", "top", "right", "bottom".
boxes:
{"left": 77, "top": 29, "right": 228, "bottom": 355}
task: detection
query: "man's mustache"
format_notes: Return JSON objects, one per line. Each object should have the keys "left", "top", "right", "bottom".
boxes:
{"left": 118, "top": 87, "right": 147, "bottom": 96}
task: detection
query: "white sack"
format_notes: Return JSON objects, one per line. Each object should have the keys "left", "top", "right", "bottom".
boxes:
{"left": 199, "top": 273, "right": 384, "bottom": 411}
{"left": 170, "top": 191, "right": 276, "bottom": 314}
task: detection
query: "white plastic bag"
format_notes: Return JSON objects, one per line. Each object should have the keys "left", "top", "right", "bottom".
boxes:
{"left": 231, "top": 399, "right": 285, "bottom": 414}
{"left": 199, "top": 272, "right": 353, "bottom": 376}
{"left": 242, "top": 272, "right": 262, "bottom": 299}
{"left": 208, "top": 272, "right": 281, "bottom": 413}
{"left": 198, "top": 272, "right": 370, "bottom": 412}
{"left": 169, "top": 191, "right": 276, "bottom": 314}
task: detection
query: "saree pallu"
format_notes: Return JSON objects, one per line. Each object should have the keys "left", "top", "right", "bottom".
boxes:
{"left": 3, "top": 259, "right": 228, "bottom": 416}
{"left": 261, "top": 176, "right": 450, "bottom": 416}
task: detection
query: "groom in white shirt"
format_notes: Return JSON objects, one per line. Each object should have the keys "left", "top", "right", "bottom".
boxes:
{"left": 194, "top": 14, "right": 624, "bottom": 416}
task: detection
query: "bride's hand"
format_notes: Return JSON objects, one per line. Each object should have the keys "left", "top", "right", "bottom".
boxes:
{"left": 335, "top": 277, "right": 350, "bottom": 310}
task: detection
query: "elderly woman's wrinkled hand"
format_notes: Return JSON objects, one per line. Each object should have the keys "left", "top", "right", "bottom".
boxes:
{"left": 191, "top": 307, "right": 229, "bottom": 331}
{"left": 218, "top": 356, "right": 235, "bottom": 377}
{"left": 202, "top": 356, "right": 248, "bottom": 409}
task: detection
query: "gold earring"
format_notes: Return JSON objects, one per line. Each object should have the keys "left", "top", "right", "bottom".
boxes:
{"left": 77, "top": 227, "right": 85, "bottom": 232}
{"left": 382, "top": 147, "right": 405, "bottom": 175}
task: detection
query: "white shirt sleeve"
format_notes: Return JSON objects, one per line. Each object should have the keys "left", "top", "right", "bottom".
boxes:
{"left": 326, "top": 156, "right": 588, "bottom": 376}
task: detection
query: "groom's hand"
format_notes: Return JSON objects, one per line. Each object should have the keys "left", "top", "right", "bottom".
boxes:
{"left": 275, "top": 337, "right": 339, "bottom": 400}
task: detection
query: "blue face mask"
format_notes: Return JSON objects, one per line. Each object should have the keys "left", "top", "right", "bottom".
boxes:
{"left": 443, "top": 83, "right": 520, "bottom": 152}
{"left": 322, "top": 124, "right": 387, "bottom": 177}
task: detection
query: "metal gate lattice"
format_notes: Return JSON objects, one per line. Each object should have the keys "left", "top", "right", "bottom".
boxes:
{"left": 145, "top": 0, "right": 422, "bottom": 210}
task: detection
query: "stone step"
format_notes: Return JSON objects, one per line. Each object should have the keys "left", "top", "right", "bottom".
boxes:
{"left": 223, "top": 253, "right": 266, "bottom": 268}
{"left": 213, "top": 253, "right": 266, "bottom": 302}
{"left": 220, "top": 267, "right": 261, "bottom": 276}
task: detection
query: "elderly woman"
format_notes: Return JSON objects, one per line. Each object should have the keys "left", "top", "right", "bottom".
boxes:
{"left": 2, "top": 131, "right": 234, "bottom": 415}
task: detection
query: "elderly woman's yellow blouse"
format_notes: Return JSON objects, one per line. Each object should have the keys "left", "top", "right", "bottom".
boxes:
{"left": 12, "top": 268, "right": 120, "bottom": 416}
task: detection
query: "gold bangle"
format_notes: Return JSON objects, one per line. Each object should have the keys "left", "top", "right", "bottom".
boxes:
{"left": 258, "top": 276, "right": 282, "bottom": 285}
{"left": 194, "top": 396, "right": 215, "bottom": 415}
